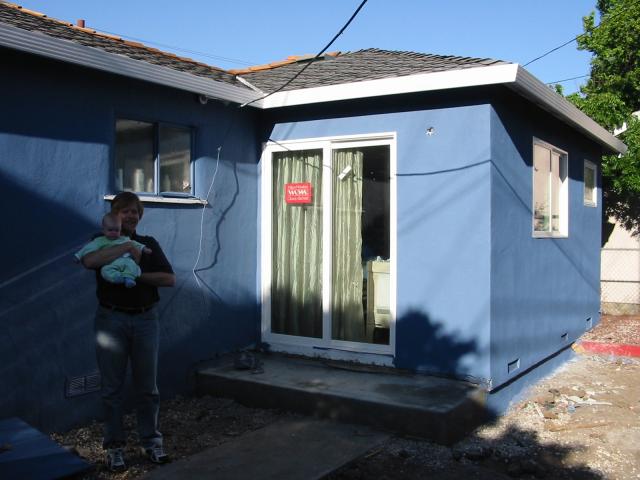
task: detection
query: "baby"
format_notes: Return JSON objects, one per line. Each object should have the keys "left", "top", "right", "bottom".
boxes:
{"left": 75, "top": 212, "right": 151, "bottom": 288}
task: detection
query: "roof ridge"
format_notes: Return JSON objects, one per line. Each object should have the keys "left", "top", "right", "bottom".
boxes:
{"left": 229, "top": 51, "right": 341, "bottom": 75}
{"left": 1, "top": 1, "right": 228, "bottom": 73}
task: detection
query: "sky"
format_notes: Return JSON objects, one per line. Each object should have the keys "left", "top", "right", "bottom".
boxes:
{"left": 14, "top": 0, "right": 600, "bottom": 94}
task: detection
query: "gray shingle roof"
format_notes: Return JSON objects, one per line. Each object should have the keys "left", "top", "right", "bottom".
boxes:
{"left": 235, "top": 48, "right": 510, "bottom": 93}
{"left": 0, "top": 2, "right": 245, "bottom": 88}
{"left": 0, "top": 4, "right": 510, "bottom": 97}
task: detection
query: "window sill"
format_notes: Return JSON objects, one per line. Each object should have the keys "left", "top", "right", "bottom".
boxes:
{"left": 103, "top": 194, "right": 208, "bottom": 205}
{"left": 532, "top": 233, "right": 569, "bottom": 239}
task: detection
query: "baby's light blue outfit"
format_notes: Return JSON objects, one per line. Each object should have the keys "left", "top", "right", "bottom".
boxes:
{"left": 75, "top": 236, "right": 146, "bottom": 287}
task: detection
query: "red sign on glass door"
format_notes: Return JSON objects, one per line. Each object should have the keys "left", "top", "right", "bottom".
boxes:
{"left": 285, "top": 182, "right": 313, "bottom": 204}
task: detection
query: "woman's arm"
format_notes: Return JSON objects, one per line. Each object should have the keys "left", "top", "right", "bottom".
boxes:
{"left": 81, "top": 242, "right": 141, "bottom": 269}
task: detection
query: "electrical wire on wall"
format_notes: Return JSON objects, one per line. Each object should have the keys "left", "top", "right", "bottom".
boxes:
{"left": 192, "top": 145, "right": 221, "bottom": 288}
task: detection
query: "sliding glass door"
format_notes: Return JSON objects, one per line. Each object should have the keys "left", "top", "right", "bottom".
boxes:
{"left": 262, "top": 136, "right": 395, "bottom": 355}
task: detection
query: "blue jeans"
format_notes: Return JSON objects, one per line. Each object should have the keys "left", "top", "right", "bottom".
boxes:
{"left": 94, "top": 305, "right": 162, "bottom": 449}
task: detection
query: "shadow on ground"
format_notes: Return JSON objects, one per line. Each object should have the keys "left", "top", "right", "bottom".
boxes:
{"left": 327, "top": 423, "right": 603, "bottom": 479}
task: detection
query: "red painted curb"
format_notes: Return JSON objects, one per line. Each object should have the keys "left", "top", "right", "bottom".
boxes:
{"left": 576, "top": 341, "right": 640, "bottom": 358}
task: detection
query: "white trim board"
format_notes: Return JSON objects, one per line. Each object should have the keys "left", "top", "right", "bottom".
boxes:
{"left": 255, "top": 64, "right": 625, "bottom": 155}
{"left": 103, "top": 194, "right": 207, "bottom": 205}
{"left": 259, "top": 63, "right": 520, "bottom": 109}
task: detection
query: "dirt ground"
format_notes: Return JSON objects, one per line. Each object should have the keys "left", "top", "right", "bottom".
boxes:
{"left": 53, "top": 316, "right": 640, "bottom": 479}
{"left": 582, "top": 315, "right": 640, "bottom": 345}
{"left": 51, "top": 397, "right": 288, "bottom": 479}
{"left": 329, "top": 354, "right": 640, "bottom": 480}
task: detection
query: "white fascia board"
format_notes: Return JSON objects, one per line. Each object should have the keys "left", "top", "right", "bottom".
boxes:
{"left": 258, "top": 63, "right": 520, "bottom": 109}
{"left": 257, "top": 61, "right": 625, "bottom": 155}
{"left": 510, "top": 66, "right": 626, "bottom": 154}
{"left": 0, "top": 22, "right": 261, "bottom": 106}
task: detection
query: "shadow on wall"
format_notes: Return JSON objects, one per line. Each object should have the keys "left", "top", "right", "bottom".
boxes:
{"left": 0, "top": 171, "right": 260, "bottom": 432}
{"left": 0, "top": 169, "right": 97, "bottom": 283}
{"left": 155, "top": 271, "right": 260, "bottom": 399}
{"left": 395, "top": 309, "right": 481, "bottom": 383}
{"left": 0, "top": 171, "right": 103, "bottom": 431}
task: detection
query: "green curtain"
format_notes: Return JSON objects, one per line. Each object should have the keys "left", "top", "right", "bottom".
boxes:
{"left": 332, "top": 149, "right": 364, "bottom": 341}
{"left": 271, "top": 150, "right": 323, "bottom": 338}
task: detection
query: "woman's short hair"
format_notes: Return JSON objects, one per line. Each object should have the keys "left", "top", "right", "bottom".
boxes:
{"left": 111, "top": 191, "right": 144, "bottom": 218}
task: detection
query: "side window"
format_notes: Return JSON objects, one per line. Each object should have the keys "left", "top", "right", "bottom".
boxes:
{"left": 532, "top": 140, "right": 568, "bottom": 237}
{"left": 583, "top": 160, "right": 597, "bottom": 207}
{"left": 115, "top": 119, "right": 193, "bottom": 195}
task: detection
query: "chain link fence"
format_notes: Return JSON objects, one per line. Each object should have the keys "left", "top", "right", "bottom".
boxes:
{"left": 601, "top": 247, "right": 640, "bottom": 314}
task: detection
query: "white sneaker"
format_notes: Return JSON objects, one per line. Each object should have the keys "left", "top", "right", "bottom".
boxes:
{"left": 106, "top": 447, "right": 126, "bottom": 472}
{"left": 145, "top": 444, "right": 170, "bottom": 464}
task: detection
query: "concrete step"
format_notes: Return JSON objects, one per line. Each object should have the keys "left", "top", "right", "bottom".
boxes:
{"left": 196, "top": 354, "right": 487, "bottom": 445}
{"left": 144, "top": 418, "right": 388, "bottom": 480}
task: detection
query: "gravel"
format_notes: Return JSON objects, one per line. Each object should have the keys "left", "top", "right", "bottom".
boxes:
{"left": 50, "top": 396, "right": 288, "bottom": 479}
{"left": 51, "top": 317, "right": 640, "bottom": 479}
{"left": 582, "top": 314, "right": 640, "bottom": 345}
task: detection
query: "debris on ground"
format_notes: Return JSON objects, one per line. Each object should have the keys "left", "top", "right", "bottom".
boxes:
{"left": 582, "top": 315, "right": 640, "bottom": 345}
{"left": 328, "top": 354, "right": 640, "bottom": 479}
{"left": 52, "top": 316, "right": 640, "bottom": 479}
{"left": 50, "top": 396, "right": 287, "bottom": 479}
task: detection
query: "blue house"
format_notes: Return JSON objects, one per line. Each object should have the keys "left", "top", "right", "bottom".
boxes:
{"left": 0, "top": 3, "right": 626, "bottom": 432}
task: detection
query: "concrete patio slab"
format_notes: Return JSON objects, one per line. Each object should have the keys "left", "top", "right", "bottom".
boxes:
{"left": 196, "top": 354, "right": 487, "bottom": 445}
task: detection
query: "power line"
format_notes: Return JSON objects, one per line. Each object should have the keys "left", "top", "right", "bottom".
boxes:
{"left": 522, "top": 0, "right": 639, "bottom": 67}
{"left": 241, "top": 0, "right": 369, "bottom": 108}
{"left": 89, "top": 27, "right": 256, "bottom": 66}
{"left": 546, "top": 74, "right": 589, "bottom": 84}
{"left": 523, "top": 35, "right": 581, "bottom": 67}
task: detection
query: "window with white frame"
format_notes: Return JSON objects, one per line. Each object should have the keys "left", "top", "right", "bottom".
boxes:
{"left": 583, "top": 160, "right": 597, "bottom": 207}
{"left": 532, "top": 140, "right": 568, "bottom": 237}
{"left": 114, "top": 119, "right": 193, "bottom": 195}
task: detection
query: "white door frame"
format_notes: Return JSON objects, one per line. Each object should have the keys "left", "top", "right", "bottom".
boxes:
{"left": 260, "top": 132, "right": 397, "bottom": 364}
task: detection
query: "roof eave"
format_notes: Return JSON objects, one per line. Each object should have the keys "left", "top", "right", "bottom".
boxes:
{"left": 0, "top": 20, "right": 625, "bottom": 155}
{"left": 0, "top": 22, "right": 261, "bottom": 106}
{"left": 257, "top": 63, "right": 520, "bottom": 109}
{"left": 256, "top": 63, "right": 625, "bottom": 155}
{"left": 510, "top": 66, "right": 626, "bottom": 155}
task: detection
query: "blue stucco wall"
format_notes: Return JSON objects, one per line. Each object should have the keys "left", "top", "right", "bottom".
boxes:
{"left": 488, "top": 92, "right": 603, "bottom": 404}
{"left": 0, "top": 49, "right": 260, "bottom": 431}
{"left": 263, "top": 94, "right": 493, "bottom": 383}
{"left": 0, "top": 45, "right": 607, "bottom": 428}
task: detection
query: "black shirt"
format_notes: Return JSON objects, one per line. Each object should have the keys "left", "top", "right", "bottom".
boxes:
{"left": 94, "top": 233, "right": 174, "bottom": 308}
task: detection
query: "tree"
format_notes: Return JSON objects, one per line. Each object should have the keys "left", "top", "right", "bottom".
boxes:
{"left": 565, "top": 0, "right": 640, "bottom": 234}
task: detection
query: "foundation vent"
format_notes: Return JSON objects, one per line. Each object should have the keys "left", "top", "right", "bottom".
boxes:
{"left": 507, "top": 358, "right": 520, "bottom": 374}
{"left": 65, "top": 372, "right": 101, "bottom": 398}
